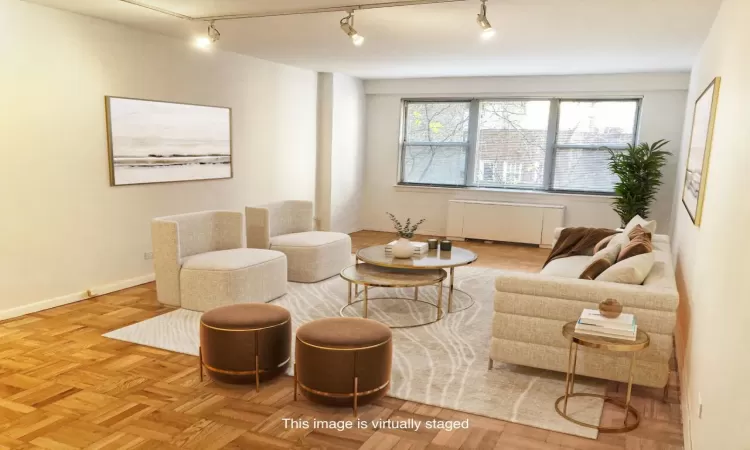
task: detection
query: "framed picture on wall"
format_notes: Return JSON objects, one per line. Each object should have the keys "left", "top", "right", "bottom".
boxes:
{"left": 682, "top": 77, "right": 721, "bottom": 226}
{"left": 105, "top": 96, "right": 232, "bottom": 186}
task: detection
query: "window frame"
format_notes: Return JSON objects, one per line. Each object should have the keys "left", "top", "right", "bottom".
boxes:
{"left": 398, "top": 97, "right": 642, "bottom": 195}
{"left": 399, "top": 99, "right": 474, "bottom": 188}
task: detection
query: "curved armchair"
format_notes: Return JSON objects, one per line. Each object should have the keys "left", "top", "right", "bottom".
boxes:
{"left": 245, "top": 201, "right": 351, "bottom": 283}
{"left": 151, "top": 211, "right": 287, "bottom": 311}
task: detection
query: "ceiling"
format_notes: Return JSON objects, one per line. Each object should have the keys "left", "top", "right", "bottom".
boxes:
{"left": 26, "top": 0, "right": 722, "bottom": 79}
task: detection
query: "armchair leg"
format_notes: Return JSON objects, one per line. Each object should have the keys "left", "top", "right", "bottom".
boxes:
{"left": 488, "top": 357, "right": 493, "bottom": 370}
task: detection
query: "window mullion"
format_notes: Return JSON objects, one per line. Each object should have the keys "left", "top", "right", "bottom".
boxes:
{"left": 543, "top": 99, "right": 560, "bottom": 190}
{"left": 465, "top": 99, "right": 480, "bottom": 186}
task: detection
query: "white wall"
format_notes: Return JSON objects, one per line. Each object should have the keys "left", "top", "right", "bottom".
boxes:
{"left": 361, "top": 74, "right": 688, "bottom": 236}
{"left": 669, "top": 1, "right": 750, "bottom": 448}
{"left": 315, "top": 72, "right": 366, "bottom": 233}
{"left": 0, "top": 0, "right": 318, "bottom": 317}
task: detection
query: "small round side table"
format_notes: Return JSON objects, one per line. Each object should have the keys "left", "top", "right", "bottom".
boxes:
{"left": 555, "top": 322, "right": 650, "bottom": 433}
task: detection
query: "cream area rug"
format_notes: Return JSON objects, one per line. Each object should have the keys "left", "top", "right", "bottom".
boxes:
{"left": 104, "top": 266, "right": 605, "bottom": 439}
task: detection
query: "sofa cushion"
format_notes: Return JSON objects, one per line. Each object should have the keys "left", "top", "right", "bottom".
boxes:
{"left": 596, "top": 252, "right": 655, "bottom": 285}
{"left": 540, "top": 255, "right": 591, "bottom": 278}
{"left": 270, "top": 231, "right": 348, "bottom": 248}
{"left": 182, "top": 248, "right": 284, "bottom": 271}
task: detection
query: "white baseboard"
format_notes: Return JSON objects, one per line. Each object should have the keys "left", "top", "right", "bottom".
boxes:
{"left": 0, "top": 273, "right": 155, "bottom": 321}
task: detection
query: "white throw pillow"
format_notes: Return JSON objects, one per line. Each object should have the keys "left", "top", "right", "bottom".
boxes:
{"left": 596, "top": 252, "right": 655, "bottom": 285}
{"left": 591, "top": 243, "right": 621, "bottom": 265}
{"left": 623, "top": 215, "right": 657, "bottom": 235}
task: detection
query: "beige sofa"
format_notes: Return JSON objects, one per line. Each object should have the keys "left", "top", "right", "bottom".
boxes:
{"left": 490, "top": 230, "right": 678, "bottom": 389}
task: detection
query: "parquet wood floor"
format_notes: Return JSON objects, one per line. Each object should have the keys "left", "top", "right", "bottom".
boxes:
{"left": 0, "top": 231, "right": 683, "bottom": 449}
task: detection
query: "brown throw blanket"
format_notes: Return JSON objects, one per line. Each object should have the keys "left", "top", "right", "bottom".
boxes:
{"left": 543, "top": 227, "right": 617, "bottom": 267}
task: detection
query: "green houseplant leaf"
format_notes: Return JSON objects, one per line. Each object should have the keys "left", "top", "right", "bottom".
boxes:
{"left": 604, "top": 139, "right": 671, "bottom": 227}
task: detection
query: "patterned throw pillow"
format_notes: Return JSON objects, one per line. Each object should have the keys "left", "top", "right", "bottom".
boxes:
{"left": 617, "top": 225, "right": 653, "bottom": 262}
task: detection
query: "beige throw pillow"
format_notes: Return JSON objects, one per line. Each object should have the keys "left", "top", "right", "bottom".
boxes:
{"left": 596, "top": 252, "right": 655, "bottom": 285}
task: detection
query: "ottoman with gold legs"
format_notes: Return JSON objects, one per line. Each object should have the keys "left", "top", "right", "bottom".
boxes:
{"left": 294, "top": 317, "right": 392, "bottom": 416}
{"left": 199, "top": 303, "right": 291, "bottom": 390}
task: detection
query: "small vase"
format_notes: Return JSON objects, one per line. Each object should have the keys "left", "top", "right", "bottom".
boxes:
{"left": 392, "top": 237, "right": 413, "bottom": 259}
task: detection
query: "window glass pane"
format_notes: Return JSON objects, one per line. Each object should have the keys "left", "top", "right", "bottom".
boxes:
{"left": 557, "top": 100, "right": 638, "bottom": 146}
{"left": 552, "top": 148, "right": 621, "bottom": 192}
{"left": 405, "top": 102, "right": 470, "bottom": 143}
{"left": 402, "top": 145, "right": 467, "bottom": 185}
{"left": 475, "top": 100, "right": 550, "bottom": 188}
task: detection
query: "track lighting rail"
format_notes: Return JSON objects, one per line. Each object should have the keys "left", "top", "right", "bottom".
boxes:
{"left": 118, "top": 0, "right": 467, "bottom": 22}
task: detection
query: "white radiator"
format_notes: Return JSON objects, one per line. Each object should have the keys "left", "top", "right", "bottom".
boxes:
{"left": 446, "top": 200, "right": 564, "bottom": 248}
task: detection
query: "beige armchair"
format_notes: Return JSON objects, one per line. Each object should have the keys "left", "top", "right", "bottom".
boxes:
{"left": 245, "top": 201, "right": 351, "bottom": 282}
{"left": 151, "top": 211, "right": 287, "bottom": 311}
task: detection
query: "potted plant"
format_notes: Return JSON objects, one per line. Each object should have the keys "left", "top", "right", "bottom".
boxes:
{"left": 605, "top": 139, "right": 671, "bottom": 227}
{"left": 386, "top": 213, "right": 426, "bottom": 258}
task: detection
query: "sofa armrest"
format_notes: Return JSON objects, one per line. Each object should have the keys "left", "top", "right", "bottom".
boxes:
{"left": 495, "top": 271, "right": 678, "bottom": 312}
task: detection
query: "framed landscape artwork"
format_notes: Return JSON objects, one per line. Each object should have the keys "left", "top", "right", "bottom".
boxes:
{"left": 682, "top": 77, "right": 721, "bottom": 226}
{"left": 105, "top": 97, "right": 232, "bottom": 186}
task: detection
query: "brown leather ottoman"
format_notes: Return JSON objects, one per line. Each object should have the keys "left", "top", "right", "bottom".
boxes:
{"left": 199, "top": 303, "right": 291, "bottom": 390}
{"left": 294, "top": 317, "right": 392, "bottom": 416}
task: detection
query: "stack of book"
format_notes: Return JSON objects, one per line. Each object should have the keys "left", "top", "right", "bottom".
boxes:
{"left": 384, "top": 241, "right": 428, "bottom": 256}
{"left": 575, "top": 309, "right": 637, "bottom": 341}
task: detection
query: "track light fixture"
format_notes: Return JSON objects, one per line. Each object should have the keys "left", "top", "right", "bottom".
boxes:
{"left": 340, "top": 11, "right": 365, "bottom": 46}
{"left": 477, "top": 0, "right": 496, "bottom": 40}
{"left": 195, "top": 20, "right": 221, "bottom": 49}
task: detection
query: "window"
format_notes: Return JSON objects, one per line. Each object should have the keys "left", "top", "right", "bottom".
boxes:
{"left": 401, "top": 101, "right": 470, "bottom": 186}
{"left": 552, "top": 100, "right": 639, "bottom": 192}
{"left": 476, "top": 100, "right": 550, "bottom": 189}
{"left": 399, "top": 99, "right": 640, "bottom": 194}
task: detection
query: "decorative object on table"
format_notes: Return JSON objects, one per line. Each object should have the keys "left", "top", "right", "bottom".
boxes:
{"left": 440, "top": 240, "right": 452, "bottom": 251}
{"left": 557, "top": 322, "right": 649, "bottom": 433}
{"left": 294, "top": 317, "right": 392, "bottom": 417}
{"left": 386, "top": 212, "right": 425, "bottom": 258}
{"left": 575, "top": 308, "right": 636, "bottom": 340}
{"left": 385, "top": 240, "right": 428, "bottom": 256}
{"left": 604, "top": 140, "right": 671, "bottom": 227}
{"left": 106, "top": 96, "right": 232, "bottom": 186}
{"left": 427, "top": 238, "right": 438, "bottom": 250}
{"left": 199, "top": 303, "right": 291, "bottom": 389}
{"left": 682, "top": 77, "right": 721, "bottom": 226}
{"left": 598, "top": 298, "right": 623, "bottom": 318}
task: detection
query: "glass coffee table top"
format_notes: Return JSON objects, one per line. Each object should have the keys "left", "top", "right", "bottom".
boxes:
{"left": 356, "top": 245, "right": 478, "bottom": 269}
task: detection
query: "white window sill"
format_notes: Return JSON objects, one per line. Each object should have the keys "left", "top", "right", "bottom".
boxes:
{"left": 392, "top": 184, "right": 615, "bottom": 201}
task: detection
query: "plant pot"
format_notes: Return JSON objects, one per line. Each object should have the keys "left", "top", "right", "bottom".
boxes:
{"left": 392, "top": 238, "right": 413, "bottom": 259}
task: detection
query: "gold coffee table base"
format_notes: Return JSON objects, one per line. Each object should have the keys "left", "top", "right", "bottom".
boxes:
{"left": 554, "top": 393, "right": 640, "bottom": 433}
{"left": 340, "top": 291, "right": 444, "bottom": 329}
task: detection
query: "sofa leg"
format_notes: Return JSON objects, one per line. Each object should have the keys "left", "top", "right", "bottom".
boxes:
{"left": 488, "top": 357, "right": 493, "bottom": 370}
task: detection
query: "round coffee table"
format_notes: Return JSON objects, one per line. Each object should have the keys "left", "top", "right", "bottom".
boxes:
{"left": 339, "top": 264, "right": 447, "bottom": 328}
{"left": 555, "top": 322, "right": 650, "bottom": 433}
{"left": 355, "top": 245, "right": 478, "bottom": 313}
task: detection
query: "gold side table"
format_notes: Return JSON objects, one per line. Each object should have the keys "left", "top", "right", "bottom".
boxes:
{"left": 555, "top": 322, "right": 650, "bottom": 433}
